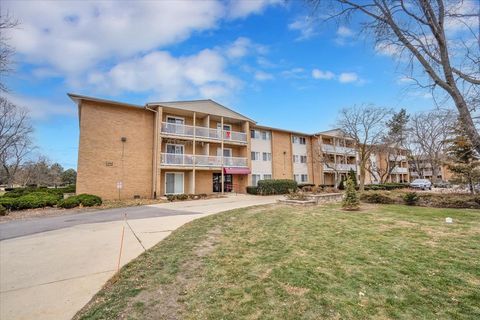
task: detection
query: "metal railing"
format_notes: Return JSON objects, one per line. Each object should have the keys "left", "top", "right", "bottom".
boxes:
{"left": 323, "top": 163, "right": 357, "bottom": 171}
{"left": 391, "top": 167, "right": 408, "bottom": 174}
{"left": 161, "top": 153, "right": 248, "bottom": 167}
{"left": 161, "top": 122, "right": 247, "bottom": 143}
{"left": 321, "top": 144, "right": 356, "bottom": 155}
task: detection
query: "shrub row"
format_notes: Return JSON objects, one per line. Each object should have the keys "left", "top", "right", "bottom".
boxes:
{"left": 363, "top": 183, "right": 408, "bottom": 191}
{"left": 360, "top": 190, "right": 480, "bottom": 209}
{"left": 3, "top": 185, "right": 76, "bottom": 198}
{"left": 166, "top": 193, "right": 208, "bottom": 202}
{"left": 246, "top": 186, "right": 258, "bottom": 195}
{"left": 0, "top": 192, "right": 62, "bottom": 210}
{"left": 257, "top": 179, "right": 298, "bottom": 195}
{"left": 58, "top": 194, "right": 102, "bottom": 209}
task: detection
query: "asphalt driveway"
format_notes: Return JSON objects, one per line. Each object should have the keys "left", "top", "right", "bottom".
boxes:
{"left": 0, "top": 194, "right": 280, "bottom": 320}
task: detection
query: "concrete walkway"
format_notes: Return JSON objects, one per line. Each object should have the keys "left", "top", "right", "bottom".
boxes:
{"left": 0, "top": 195, "right": 280, "bottom": 320}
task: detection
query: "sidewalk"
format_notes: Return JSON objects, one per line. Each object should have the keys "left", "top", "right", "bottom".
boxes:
{"left": 0, "top": 194, "right": 280, "bottom": 320}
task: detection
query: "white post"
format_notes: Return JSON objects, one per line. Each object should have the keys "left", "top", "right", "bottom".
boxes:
{"left": 192, "top": 112, "right": 196, "bottom": 194}
{"left": 221, "top": 116, "right": 224, "bottom": 194}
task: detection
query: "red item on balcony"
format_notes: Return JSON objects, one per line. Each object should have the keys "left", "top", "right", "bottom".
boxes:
{"left": 226, "top": 131, "right": 231, "bottom": 138}
{"left": 224, "top": 167, "right": 250, "bottom": 174}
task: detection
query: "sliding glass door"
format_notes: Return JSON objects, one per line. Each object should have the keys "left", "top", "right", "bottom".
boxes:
{"left": 165, "top": 172, "right": 184, "bottom": 194}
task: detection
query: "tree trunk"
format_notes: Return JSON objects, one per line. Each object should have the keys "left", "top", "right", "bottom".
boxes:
{"left": 359, "top": 164, "right": 366, "bottom": 192}
{"left": 452, "top": 94, "right": 480, "bottom": 155}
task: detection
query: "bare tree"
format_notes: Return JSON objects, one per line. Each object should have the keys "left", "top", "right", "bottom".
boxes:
{"left": 367, "top": 144, "right": 408, "bottom": 183}
{"left": 0, "top": 97, "right": 33, "bottom": 186}
{"left": 0, "top": 12, "right": 19, "bottom": 92}
{"left": 338, "top": 104, "right": 392, "bottom": 191}
{"left": 307, "top": 0, "right": 480, "bottom": 154}
{"left": 407, "top": 109, "right": 455, "bottom": 182}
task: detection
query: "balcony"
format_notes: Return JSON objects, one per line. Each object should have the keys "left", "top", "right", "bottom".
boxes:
{"left": 389, "top": 154, "right": 407, "bottom": 161}
{"left": 323, "top": 163, "right": 357, "bottom": 172}
{"left": 161, "top": 153, "right": 248, "bottom": 168}
{"left": 391, "top": 167, "right": 408, "bottom": 174}
{"left": 321, "top": 144, "right": 356, "bottom": 155}
{"left": 161, "top": 122, "right": 247, "bottom": 144}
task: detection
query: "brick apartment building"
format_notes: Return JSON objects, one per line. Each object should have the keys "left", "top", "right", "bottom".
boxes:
{"left": 69, "top": 94, "right": 410, "bottom": 199}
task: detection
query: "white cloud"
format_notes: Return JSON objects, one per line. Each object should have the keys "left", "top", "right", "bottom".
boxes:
{"left": 312, "top": 69, "right": 335, "bottom": 80}
{"left": 227, "top": 0, "right": 282, "bottom": 19}
{"left": 338, "top": 72, "right": 359, "bottom": 83}
{"left": 375, "top": 42, "right": 403, "bottom": 57}
{"left": 254, "top": 71, "right": 274, "bottom": 81}
{"left": 225, "top": 37, "right": 268, "bottom": 59}
{"left": 281, "top": 68, "right": 306, "bottom": 79}
{"left": 336, "top": 26, "right": 353, "bottom": 37}
{"left": 88, "top": 49, "right": 240, "bottom": 100}
{"left": 4, "top": 92, "right": 75, "bottom": 119}
{"left": 5, "top": 1, "right": 224, "bottom": 75}
{"left": 444, "top": 0, "right": 479, "bottom": 33}
{"left": 288, "top": 16, "right": 319, "bottom": 40}
{"left": 335, "top": 26, "right": 355, "bottom": 45}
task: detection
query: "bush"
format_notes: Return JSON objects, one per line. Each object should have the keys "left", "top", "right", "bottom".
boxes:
{"left": 0, "top": 204, "right": 6, "bottom": 216}
{"left": 14, "top": 192, "right": 59, "bottom": 210}
{"left": 246, "top": 186, "right": 258, "bottom": 195}
{"left": 342, "top": 178, "right": 360, "bottom": 210}
{"left": 403, "top": 192, "right": 419, "bottom": 205}
{"left": 58, "top": 197, "right": 81, "bottom": 209}
{"left": 0, "top": 197, "right": 17, "bottom": 210}
{"left": 76, "top": 194, "right": 102, "bottom": 207}
{"left": 166, "top": 194, "right": 189, "bottom": 202}
{"left": 285, "top": 190, "right": 309, "bottom": 201}
{"left": 364, "top": 183, "right": 408, "bottom": 191}
{"left": 338, "top": 177, "right": 345, "bottom": 190}
{"left": 3, "top": 185, "right": 76, "bottom": 198}
{"left": 257, "top": 179, "right": 297, "bottom": 195}
{"left": 360, "top": 192, "right": 396, "bottom": 204}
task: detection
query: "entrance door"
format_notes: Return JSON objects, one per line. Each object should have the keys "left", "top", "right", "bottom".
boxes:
{"left": 165, "top": 172, "right": 184, "bottom": 194}
{"left": 213, "top": 173, "right": 233, "bottom": 192}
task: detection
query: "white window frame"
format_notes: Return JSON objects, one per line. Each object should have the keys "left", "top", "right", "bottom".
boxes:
{"left": 164, "top": 172, "right": 184, "bottom": 195}
{"left": 217, "top": 122, "right": 232, "bottom": 131}
{"left": 252, "top": 174, "right": 261, "bottom": 186}
{"left": 222, "top": 147, "right": 233, "bottom": 157}
{"left": 300, "top": 155, "right": 307, "bottom": 164}
{"left": 294, "top": 174, "right": 300, "bottom": 183}
{"left": 301, "top": 174, "right": 308, "bottom": 182}
{"left": 166, "top": 143, "right": 184, "bottom": 154}
{"left": 251, "top": 151, "right": 260, "bottom": 161}
{"left": 166, "top": 115, "right": 185, "bottom": 124}
{"left": 263, "top": 152, "right": 271, "bottom": 161}
{"left": 293, "top": 155, "right": 299, "bottom": 163}
{"left": 263, "top": 174, "right": 272, "bottom": 180}
{"left": 292, "top": 136, "right": 299, "bottom": 144}
{"left": 299, "top": 137, "right": 306, "bottom": 145}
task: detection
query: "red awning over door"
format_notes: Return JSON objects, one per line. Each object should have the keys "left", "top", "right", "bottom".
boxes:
{"left": 224, "top": 167, "right": 251, "bottom": 175}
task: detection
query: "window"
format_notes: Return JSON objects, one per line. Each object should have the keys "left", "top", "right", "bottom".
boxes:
{"left": 262, "top": 131, "right": 271, "bottom": 140}
{"left": 262, "top": 152, "right": 271, "bottom": 161}
{"left": 166, "top": 116, "right": 184, "bottom": 124}
{"left": 263, "top": 174, "right": 272, "bottom": 180}
{"left": 217, "top": 123, "right": 232, "bottom": 131}
{"left": 301, "top": 174, "right": 308, "bottom": 182}
{"left": 251, "top": 152, "right": 260, "bottom": 161}
{"left": 294, "top": 174, "right": 300, "bottom": 182}
{"left": 292, "top": 136, "right": 306, "bottom": 144}
{"left": 252, "top": 174, "right": 261, "bottom": 186}
{"left": 165, "top": 172, "right": 184, "bottom": 194}
{"left": 293, "top": 155, "right": 299, "bottom": 163}
{"left": 250, "top": 130, "right": 256, "bottom": 139}
{"left": 166, "top": 144, "right": 184, "bottom": 154}
{"left": 300, "top": 155, "right": 307, "bottom": 163}
{"left": 218, "top": 148, "right": 232, "bottom": 157}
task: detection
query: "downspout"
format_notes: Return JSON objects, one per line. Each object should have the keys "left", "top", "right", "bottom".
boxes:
{"left": 145, "top": 105, "right": 158, "bottom": 199}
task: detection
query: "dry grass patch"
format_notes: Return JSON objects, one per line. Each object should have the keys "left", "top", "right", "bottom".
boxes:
{"left": 76, "top": 204, "right": 480, "bottom": 320}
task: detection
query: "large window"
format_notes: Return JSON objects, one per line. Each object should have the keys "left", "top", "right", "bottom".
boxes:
{"left": 251, "top": 129, "right": 271, "bottom": 140}
{"left": 292, "top": 136, "right": 306, "bottom": 144}
{"left": 263, "top": 152, "right": 271, "bottom": 161}
{"left": 252, "top": 174, "right": 261, "bottom": 186}
{"left": 300, "top": 155, "right": 307, "bottom": 164}
{"left": 262, "top": 131, "right": 271, "bottom": 140}
{"left": 294, "top": 174, "right": 300, "bottom": 183}
{"left": 293, "top": 155, "right": 299, "bottom": 163}
{"left": 165, "top": 172, "right": 184, "bottom": 194}
{"left": 301, "top": 174, "right": 308, "bottom": 182}
{"left": 166, "top": 116, "right": 184, "bottom": 124}
{"left": 251, "top": 152, "right": 261, "bottom": 161}
{"left": 263, "top": 174, "right": 272, "bottom": 180}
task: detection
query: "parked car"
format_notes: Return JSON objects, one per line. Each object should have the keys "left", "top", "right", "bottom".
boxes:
{"left": 434, "top": 181, "right": 451, "bottom": 188}
{"left": 410, "top": 179, "right": 432, "bottom": 190}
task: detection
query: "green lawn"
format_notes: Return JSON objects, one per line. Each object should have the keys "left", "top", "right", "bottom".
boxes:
{"left": 76, "top": 204, "right": 480, "bottom": 320}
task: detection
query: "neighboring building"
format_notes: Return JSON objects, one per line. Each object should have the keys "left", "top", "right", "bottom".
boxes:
{"left": 313, "top": 129, "right": 358, "bottom": 186}
{"left": 409, "top": 157, "right": 453, "bottom": 182}
{"left": 366, "top": 146, "right": 410, "bottom": 184}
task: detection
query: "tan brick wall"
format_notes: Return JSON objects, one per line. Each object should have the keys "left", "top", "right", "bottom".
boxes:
{"left": 77, "top": 101, "right": 154, "bottom": 200}
{"left": 271, "top": 130, "right": 293, "bottom": 179}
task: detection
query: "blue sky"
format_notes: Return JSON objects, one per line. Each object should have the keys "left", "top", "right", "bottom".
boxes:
{"left": 4, "top": 0, "right": 471, "bottom": 169}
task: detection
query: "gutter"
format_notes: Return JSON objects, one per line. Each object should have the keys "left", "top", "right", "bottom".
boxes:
{"left": 145, "top": 105, "right": 159, "bottom": 199}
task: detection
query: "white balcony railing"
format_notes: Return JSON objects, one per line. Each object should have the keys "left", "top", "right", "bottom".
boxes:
{"left": 389, "top": 154, "right": 407, "bottom": 161}
{"left": 161, "top": 153, "right": 248, "bottom": 167}
{"left": 321, "top": 144, "right": 356, "bottom": 155}
{"left": 391, "top": 167, "right": 408, "bottom": 174}
{"left": 161, "top": 122, "right": 247, "bottom": 143}
{"left": 323, "top": 163, "right": 357, "bottom": 172}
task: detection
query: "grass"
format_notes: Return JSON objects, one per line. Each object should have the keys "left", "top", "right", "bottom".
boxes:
{"left": 75, "top": 204, "right": 480, "bottom": 320}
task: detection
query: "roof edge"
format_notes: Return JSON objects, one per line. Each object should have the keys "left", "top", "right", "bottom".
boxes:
{"left": 67, "top": 93, "right": 144, "bottom": 109}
